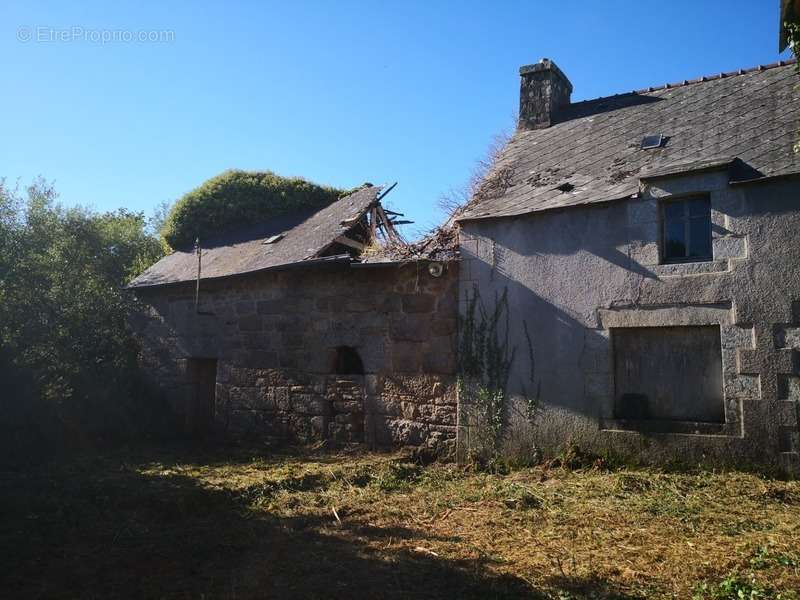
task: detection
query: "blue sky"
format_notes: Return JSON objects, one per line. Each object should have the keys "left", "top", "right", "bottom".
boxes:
{"left": 0, "top": 1, "right": 793, "bottom": 236}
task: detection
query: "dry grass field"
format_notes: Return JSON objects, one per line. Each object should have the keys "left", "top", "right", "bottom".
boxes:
{"left": 1, "top": 444, "right": 799, "bottom": 599}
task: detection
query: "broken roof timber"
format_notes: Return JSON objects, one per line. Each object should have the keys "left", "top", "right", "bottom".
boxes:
{"left": 128, "top": 186, "right": 382, "bottom": 289}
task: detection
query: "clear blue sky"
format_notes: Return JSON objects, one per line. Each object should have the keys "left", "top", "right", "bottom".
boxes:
{"left": 1, "top": 1, "right": 793, "bottom": 236}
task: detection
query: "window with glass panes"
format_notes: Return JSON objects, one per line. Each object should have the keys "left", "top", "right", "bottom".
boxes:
{"left": 661, "top": 197, "right": 712, "bottom": 263}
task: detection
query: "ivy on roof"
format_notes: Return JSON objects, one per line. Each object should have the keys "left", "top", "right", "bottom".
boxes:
{"left": 161, "top": 169, "right": 349, "bottom": 249}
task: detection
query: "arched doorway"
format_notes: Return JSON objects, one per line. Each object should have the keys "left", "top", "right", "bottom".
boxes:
{"left": 327, "top": 346, "right": 365, "bottom": 443}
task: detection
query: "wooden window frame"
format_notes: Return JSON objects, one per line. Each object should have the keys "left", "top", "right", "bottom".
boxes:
{"left": 660, "top": 196, "right": 713, "bottom": 264}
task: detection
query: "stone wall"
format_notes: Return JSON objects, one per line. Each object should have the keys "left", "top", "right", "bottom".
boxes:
{"left": 460, "top": 172, "right": 800, "bottom": 473}
{"left": 130, "top": 261, "right": 459, "bottom": 454}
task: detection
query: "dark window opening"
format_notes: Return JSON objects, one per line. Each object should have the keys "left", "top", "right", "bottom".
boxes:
{"left": 661, "top": 196, "right": 712, "bottom": 263}
{"left": 333, "top": 346, "right": 364, "bottom": 375}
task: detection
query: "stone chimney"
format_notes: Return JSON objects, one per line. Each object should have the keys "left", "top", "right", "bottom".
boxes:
{"left": 518, "top": 58, "right": 573, "bottom": 130}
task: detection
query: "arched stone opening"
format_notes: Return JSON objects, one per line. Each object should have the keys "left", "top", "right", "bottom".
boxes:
{"left": 332, "top": 345, "right": 364, "bottom": 375}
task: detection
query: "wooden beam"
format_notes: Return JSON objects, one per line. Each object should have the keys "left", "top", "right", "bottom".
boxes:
{"left": 334, "top": 235, "right": 366, "bottom": 251}
{"left": 376, "top": 181, "right": 398, "bottom": 203}
{"left": 376, "top": 204, "right": 403, "bottom": 244}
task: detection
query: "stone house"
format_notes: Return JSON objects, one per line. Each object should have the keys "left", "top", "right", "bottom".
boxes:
{"left": 131, "top": 57, "right": 800, "bottom": 472}
{"left": 129, "top": 186, "right": 460, "bottom": 453}
{"left": 457, "top": 58, "right": 800, "bottom": 472}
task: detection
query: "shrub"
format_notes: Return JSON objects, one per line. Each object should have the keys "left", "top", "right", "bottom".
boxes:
{"left": 0, "top": 179, "right": 167, "bottom": 457}
{"left": 160, "top": 170, "right": 349, "bottom": 249}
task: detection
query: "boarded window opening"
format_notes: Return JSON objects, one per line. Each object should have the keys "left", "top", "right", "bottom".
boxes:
{"left": 612, "top": 326, "right": 724, "bottom": 423}
{"left": 187, "top": 358, "right": 217, "bottom": 435}
{"left": 333, "top": 346, "right": 364, "bottom": 375}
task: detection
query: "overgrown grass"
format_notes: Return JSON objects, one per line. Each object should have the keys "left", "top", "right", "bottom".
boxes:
{"left": 1, "top": 444, "right": 798, "bottom": 599}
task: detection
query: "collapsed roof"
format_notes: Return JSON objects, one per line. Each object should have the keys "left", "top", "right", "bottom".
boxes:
{"left": 128, "top": 185, "right": 413, "bottom": 288}
{"left": 459, "top": 59, "right": 799, "bottom": 222}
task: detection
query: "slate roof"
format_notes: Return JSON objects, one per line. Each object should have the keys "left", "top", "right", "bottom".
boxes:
{"left": 459, "top": 60, "right": 799, "bottom": 221}
{"left": 128, "top": 185, "right": 380, "bottom": 288}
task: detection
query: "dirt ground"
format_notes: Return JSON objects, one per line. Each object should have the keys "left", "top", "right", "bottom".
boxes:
{"left": 1, "top": 443, "right": 798, "bottom": 599}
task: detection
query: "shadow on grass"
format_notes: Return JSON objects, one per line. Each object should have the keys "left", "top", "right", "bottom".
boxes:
{"left": 0, "top": 443, "right": 640, "bottom": 599}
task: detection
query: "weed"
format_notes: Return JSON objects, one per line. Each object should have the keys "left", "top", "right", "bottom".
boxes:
{"left": 643, "top": 495, "right": 700, "bottom": 525}
{"left": 762, "top": 485, "right": 800, "bottom": 505}
{"left": 693, "top": 573, "right": 770, "bottom": 599}
{"left": 338, "top": 463, "right": 376, "bottom": 487}
{"left": 749, "top": 545, "right": 799, "bottom": 570}
{"left": 3, "top": 444, "right": 800, "bottom": 599}
{"left": 372, "top": 462, "right": 422, "bottom": 492}
{"left": 721, "top": 519, "right": 773, "bottom": 536}
{"left": 548, "top": 443, "right": 611, "bottom": 471}
{"left": 615, "top": 472, "right": 656, "bottom": 494}
{"left": 496, "top": 482, "right": 543, "bottom": 510}
{"left": 239, "top": 471, "right": 329, "bottom": 507}
{"left": 458, "top": 286, "right": 539, "bottom": 469}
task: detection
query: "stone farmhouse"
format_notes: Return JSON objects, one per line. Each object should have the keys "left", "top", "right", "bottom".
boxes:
{"left": 130, "top": 57, "right": 800, "bottom": 471}
{"left": 129, "top": 186, "right": 461, "bottom": 455}
{"left": 458, "top": 58, "right": 800, "bottom": 472}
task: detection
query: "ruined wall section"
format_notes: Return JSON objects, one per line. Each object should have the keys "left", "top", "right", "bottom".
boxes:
{"left": 131, "top": 262, "right": 459, "bottom": 454}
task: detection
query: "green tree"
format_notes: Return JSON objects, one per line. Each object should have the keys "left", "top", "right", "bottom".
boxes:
{"left": 780, "top": 0, "right": 799, "bottom": 53}
{"left": 0, "top": 179, "right": 164, "bottom": 452}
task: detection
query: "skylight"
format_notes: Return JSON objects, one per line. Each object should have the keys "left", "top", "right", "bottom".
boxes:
{"left": 641, "top": 134, "right": 664, "bottom": 150}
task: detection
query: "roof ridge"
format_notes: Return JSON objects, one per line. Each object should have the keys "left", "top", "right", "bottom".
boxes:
{"left": 570, "top": 58, "right": 797, "bottom": 108}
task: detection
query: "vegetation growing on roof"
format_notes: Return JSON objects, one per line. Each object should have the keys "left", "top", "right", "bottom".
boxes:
{"left": 161, "top": 170, "right": 350, "bottom": 249}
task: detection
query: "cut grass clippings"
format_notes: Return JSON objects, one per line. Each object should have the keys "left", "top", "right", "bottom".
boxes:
{"left": 1, "top": 443, "right": 798, "bottom": 599}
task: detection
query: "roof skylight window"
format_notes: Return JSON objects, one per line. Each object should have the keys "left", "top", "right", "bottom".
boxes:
{"left": 641, "top": 134, "right": 664, "bottom": 150}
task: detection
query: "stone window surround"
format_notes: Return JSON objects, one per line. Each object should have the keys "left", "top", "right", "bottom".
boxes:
{"left": 659, "top": 195, "right": 713, "bottom": 265}
{"left": 591, "top": 169, "right": 756, "bottom": 436}
{"left": 589, "top": 302, "right": 755, "bottom": 437}
{"left": 628, "top": 169, "right": 748, "bottom": 277}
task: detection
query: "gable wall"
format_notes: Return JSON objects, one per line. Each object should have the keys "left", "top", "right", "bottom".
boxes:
{"left": 459, "top": 174, "right": 800, "bottom": 472}
{"left": 130, "top": 262, "right": 459, "bottom": 454}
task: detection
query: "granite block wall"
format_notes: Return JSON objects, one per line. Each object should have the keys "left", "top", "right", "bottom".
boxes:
{"left": 130, "top": 261, "right": 459, "bottom": 454}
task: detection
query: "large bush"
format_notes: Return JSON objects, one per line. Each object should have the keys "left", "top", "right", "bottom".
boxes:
{"left": 0, "top": 179, "right": 165, "bottom": 455}
{"left": 161, "top": 170, "right": 348, "bottom": 249}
